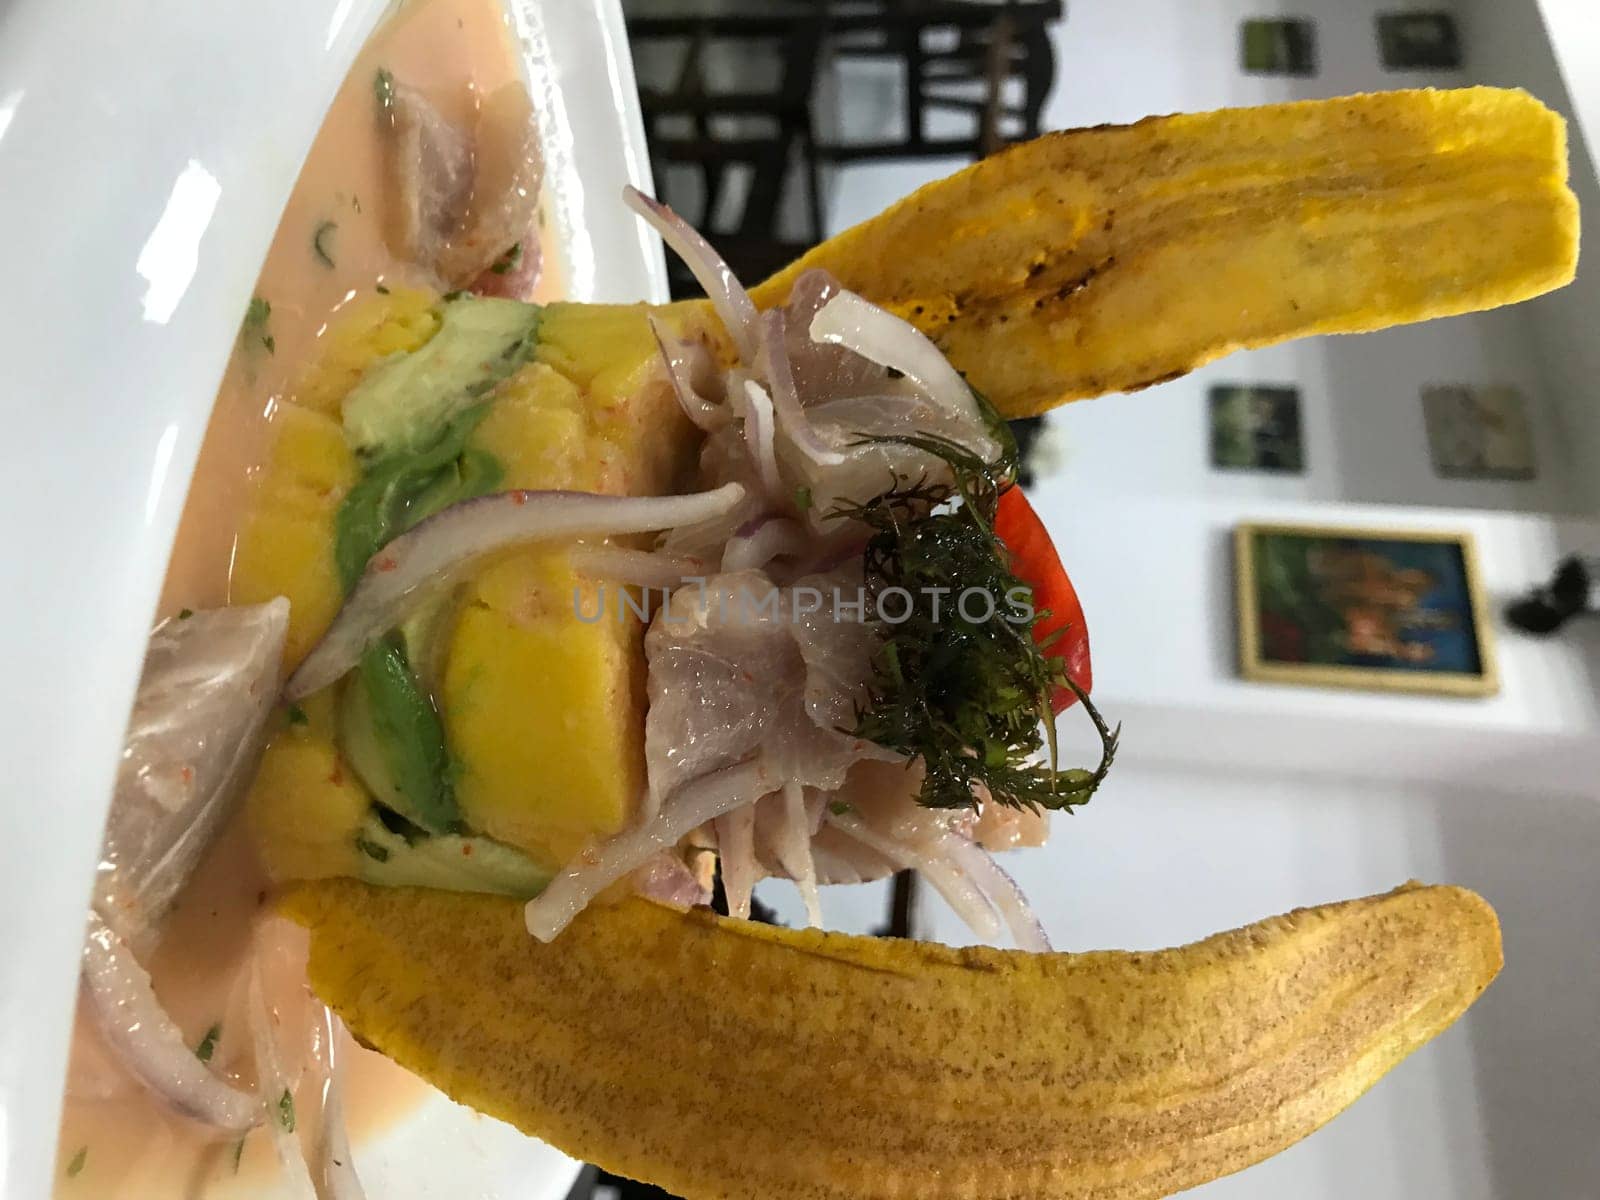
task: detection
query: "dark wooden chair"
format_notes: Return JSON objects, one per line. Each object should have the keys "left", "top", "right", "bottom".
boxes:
{"left": 628, "top": 5, "right": 828, "bottom": 296}
{"left": 820, "top": 0, "right": 1062, "bottom": 160}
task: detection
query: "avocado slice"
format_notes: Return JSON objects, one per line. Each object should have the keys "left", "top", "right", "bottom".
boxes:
{"left": 341, "top": 637, "right": 458, "bottom": 834}
{"left": 342, "top": 296, "right": 541, "bottom": 458}
{"left": 352, "top": 811, "right": 551, "bottom": 898}
{"left": 333, "top": 405, "right": 502, "bottom": 592}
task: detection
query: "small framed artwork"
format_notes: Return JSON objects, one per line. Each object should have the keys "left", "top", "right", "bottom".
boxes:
{"left": 1377, "top": 12, "right": 1462, "bottom": 70}
{"left": 1235, "top": 522, "right": 1497, "bottom": 696}
{"left": 1241, "top": 18, "right": 1317, "bottom": 76}
{"left": 1421, "top": 384, "right": 1536, "bottom": 480}
{"left": 1209, "top": 384, "right": 1305, "bottom": 473}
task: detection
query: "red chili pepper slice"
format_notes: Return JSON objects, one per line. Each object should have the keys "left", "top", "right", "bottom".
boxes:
{"left": 994, "top": 485, "right": 1091, "bottom": 714}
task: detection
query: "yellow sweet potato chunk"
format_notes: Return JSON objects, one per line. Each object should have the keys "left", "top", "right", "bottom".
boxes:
{"left": 248, "top": 702, "right": 368, "bottom": 882}
{"left": 230, "top": 404, "right": 357, "bottom": 666}
{"left": 290, "top": 287, "right": 441, "bottom": 417}
{"left": 751, "top": 87, "right": 1579, "bottom": 416}
{"left": 286, "top": 880, "right": 1502, "bottom": 1200}
{"left": 469, "top": 362, "right": 594, "bottom": 491}
{"left": 535, "top": 302, "right": 697, "bottom": 495}
{"left": 441, "top": 550, "right": 642, "bottom": 869}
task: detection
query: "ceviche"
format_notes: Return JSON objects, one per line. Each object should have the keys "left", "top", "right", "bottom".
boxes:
{"left": 56, "top": 0, "right": 1579, "bottom": 1192}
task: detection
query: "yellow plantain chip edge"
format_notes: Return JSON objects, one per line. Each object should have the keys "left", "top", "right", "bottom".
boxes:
{"left": 285, "top": 879, "right": 1501, "bottom": 1200}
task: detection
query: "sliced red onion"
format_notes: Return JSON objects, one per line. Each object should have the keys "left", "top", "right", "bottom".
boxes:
{"left": 739, "top": 380, "right": 783, "bottom": 498}
{"left": 526, "top": 757, "right": 775, "bottom": 941}
{"left": 714, "top": 805, "right": 758, "bottom": 921}
{"left": 287, "top": 483, "right": 745, "bottom": 699}
{"left": 807, "top": 823, "right": 895, "bottom": 886}
{"left": 649, "top": 315, "right": 726, "bottom": 433}
{"left": 630, "top": 852, "right": 712, "bottom": 909}
{"left": 314, "top": 1010, "right": 367, "bottom": 1200}
{"left": 938, "top": 834, "right": 1051, "bottom": 952}
{"left": 624, "top": 186, "right": 758, "bottom": 362}
{"left": 809, "top": 291, "right": 991, "bottom": 442}
{"left": 571, "top": 546, "right": 711, "bottom": 590}
{"left": 826, "top": 812, "right": 1003, "bottom": 944}
{"left": 720, "top": 516, "right": 811, "bottom": 574}
{"left": 248, "top": 945, "right": 319, "bottom": 1200}
{"left": 761, "top": 311, "right": 847, "bottom": 466}
{"left": 778, "top": 784, "right": 823, "bottom": 928}
{"left": 80, "top": 912, "right": 262, "bottom": 1132}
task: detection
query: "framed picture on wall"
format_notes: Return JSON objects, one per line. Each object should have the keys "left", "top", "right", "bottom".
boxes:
{"left": 1235, "top": 523, "right": 1497, "bottom": 696}
{"left": 1420, "top": 384, "right": 1537, "bottom": 480}
{"left": 1377, "top": 12, "right": 1462, "bottom": 70}
{"left": 1240, "top": 19, "right": 1317, "bottom": 76}
{"left": 1209, "top": 384, "right": 1305, "bottom": 473}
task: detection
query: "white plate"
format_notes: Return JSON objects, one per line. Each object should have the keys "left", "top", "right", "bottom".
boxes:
{"left": 0, "top": 1, "right": 661, "bottom": 1196}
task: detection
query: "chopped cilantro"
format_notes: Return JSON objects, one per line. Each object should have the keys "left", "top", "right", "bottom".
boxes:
{"left": 194, "top": 1023, "right": 220, "bottom": 1062}
{"left": 240, "top": 297, "right": 274, "bottom": 354}
{"left": 313, "top": 221, "right": 338, "bottom": 269}
{"left": 374, "top": 67, "right": 396, "bottom": 113}
{"left": 178, "top": 608, "right": 194, "bottom": 620}
{"left": 286, "top": 703, "right": 309, "bottom": 727}
{"left": 277, "top": 1088, "right": 295, "bottom": 1132}
{"left": 65, "top": 1147, "right": 87, "bottom": 1178}
{"left": 375, "top": 283, "right": 391, "bottom": 295}
{"left": 355, "top": 835, "right": 391, "bottom": 863}
{"left": 489, "top": 242, "right": 522, "bottom": 275}
{"left": 793, "top": 485, "right": 813, "bottom": 511}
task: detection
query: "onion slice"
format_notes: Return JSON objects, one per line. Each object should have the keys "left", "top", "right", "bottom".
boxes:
{"left": 571, "top": 546, "right": 711, "bottom": 590}
{"left": 649, "top": 315, "right": 726, "bottom": 433}
{"left": 630, "top": 852, "right": 712, "bottom": 909}
{"left": 314, "top": 1010, "right": 368, "bottom": 1200}
{"left": 721, "top": 517, "right": 812, "bottom": 574}
{"left": 625, "top": 186, "right": 758, "bottom": 362}
{"left": 715, "top": 805, "right": 758, "bottom": 921}
{"left": 809, "top": 291, "right": 991, "bottom": 443}
{"left": 80, "top": 912, "right": 261, "bottom": 1131}
{"left": 761, "top": 311, "right": 847, "bottom": 466}
{"left": 287, "top": 484, "right": 745, "bottom": 699}
{"left": 826, "top": 812, "right": 1003, "bottom": 944}
{"left": 526, "top": 758, "right": 774, "bottom": 941}
{"left": 740, "top": 380, "right": 783, "bottom": 498}
{"left": 938, "top": 834, "right": 1051, "bottom": 952}
{"left": 248, "top": 943, "right": 318, "bottom": 1200}
{"left": 777, "top": 783, "right": 823, "bottom": 928}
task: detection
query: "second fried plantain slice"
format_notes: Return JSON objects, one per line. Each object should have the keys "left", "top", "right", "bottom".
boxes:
{"left": 286, "top": 880, "right": 1501, "bottom": 1200}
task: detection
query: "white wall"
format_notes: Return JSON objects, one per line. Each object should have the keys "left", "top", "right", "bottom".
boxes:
{"left": 1463, "top": 0, "right": 1600, "bottom": 513}
{"left": 1537, "top": 0, "right": 1600, "bottom": 161}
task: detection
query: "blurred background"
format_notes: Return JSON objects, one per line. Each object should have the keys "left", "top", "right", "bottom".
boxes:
{"left": 570, "top": 3, "right": 1600, "bottom": 1197}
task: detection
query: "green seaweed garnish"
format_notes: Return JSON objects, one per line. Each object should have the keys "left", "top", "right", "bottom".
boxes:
{"left": 835, "top": 430, "right": 1117, "bottom": 812}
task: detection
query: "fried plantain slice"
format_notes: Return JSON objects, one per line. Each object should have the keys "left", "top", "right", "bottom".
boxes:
{"left": 285, "top": 879, "right": 1501, "bottom": 1200}
{"left": 751, "top": 87, "right": 1579, "bottom": 417}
